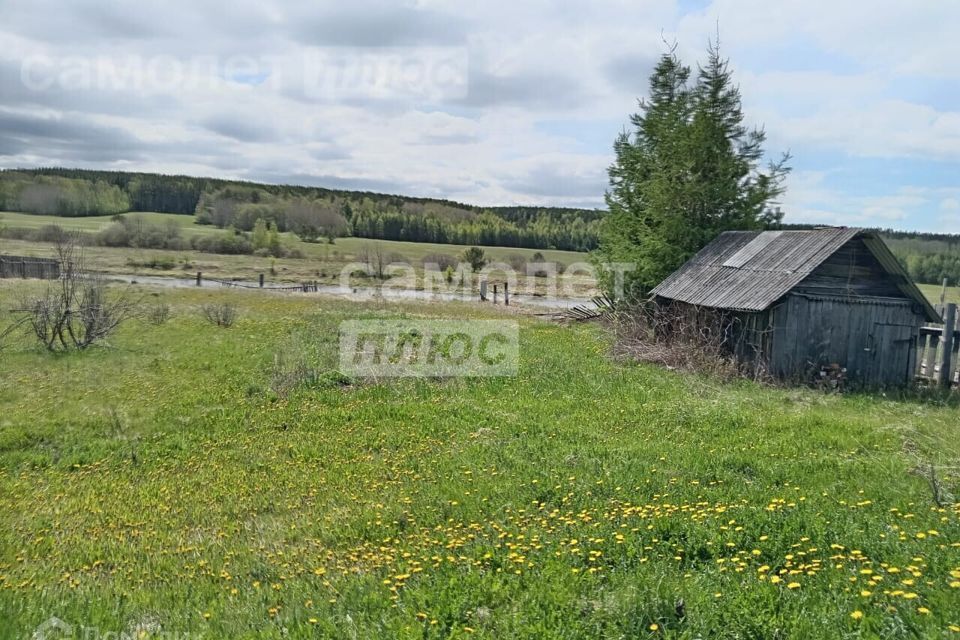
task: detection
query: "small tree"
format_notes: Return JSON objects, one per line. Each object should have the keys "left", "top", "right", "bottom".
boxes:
{"left": 461, "top": 247, "right": 487, "bottom": 272}
{"left": 267, "top": 222, "right": 281, "bottom": 256}
{"left": 251, "top": 218, "right": 269, "bottom": 250}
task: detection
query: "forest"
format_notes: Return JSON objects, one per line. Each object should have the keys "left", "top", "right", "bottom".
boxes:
{"left": 0, "top": 168, "right": 602, "bottom": 252}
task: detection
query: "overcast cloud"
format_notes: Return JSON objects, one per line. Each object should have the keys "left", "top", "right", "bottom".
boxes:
{"left": 0, "top": 0, "right": 958, "bottom": 231}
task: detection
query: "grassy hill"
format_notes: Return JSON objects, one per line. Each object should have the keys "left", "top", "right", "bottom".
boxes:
{"left": 0, "top": 283, "right": 958, "bottom": 637}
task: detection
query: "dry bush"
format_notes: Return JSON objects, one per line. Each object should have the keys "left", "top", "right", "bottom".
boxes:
{"left": 146, "top": 302, "right": 172, "bottom": 325}
{"left": 608, "top": 302, "right": 768, "bottom": 381}
{"left": 421, "top": 253, "right": 458, "bottom": 271}
{"left": 201, "top": 302, "right": 238, "bottom": 328}
{"left": 10, "top": 230, "right": 140, "bottom": 351}
{"left": 357, "top": 244, "right": 406, "bottom": 279}
{"left": 505, "top": 254, "right": 528, "bottom": 272}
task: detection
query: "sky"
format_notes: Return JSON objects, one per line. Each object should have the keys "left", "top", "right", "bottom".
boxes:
{"left": 0, "top": 0, "right": 958, "bottom": 233}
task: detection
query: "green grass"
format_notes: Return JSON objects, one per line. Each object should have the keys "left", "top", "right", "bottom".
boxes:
{"left": 0, "top": 210, "right": 587, "bottom": 264}
{"left": 0, "top": 283, "right": 958, "bottom": 638}
{"left": 918, "top": 283, "right": 960, "bottom": 308}
{"left": 0, "top": 210, "right": 220, "bottom": 235}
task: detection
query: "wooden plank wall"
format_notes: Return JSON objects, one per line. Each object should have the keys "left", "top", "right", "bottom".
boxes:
{"left": 0, "top": 255, "right": 60, "bottom": 280}
{"left": 792, "top": 238, "right": 908, "bottom": 299}
{"left": 770, "top": 294, "right": 923, "bottom": 387}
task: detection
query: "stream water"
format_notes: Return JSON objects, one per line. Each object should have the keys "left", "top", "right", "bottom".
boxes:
{"left": 105, "top": 274, "right": 594, "bottom": 310}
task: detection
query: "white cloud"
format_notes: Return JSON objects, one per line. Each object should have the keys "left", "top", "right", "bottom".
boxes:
{"left": 0, "top": 0, "right": 957, "bottom": 221}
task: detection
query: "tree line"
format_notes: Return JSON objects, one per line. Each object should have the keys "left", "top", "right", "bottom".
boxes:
{"left": 1, "top": 168, "right": 603, "bottom": 252}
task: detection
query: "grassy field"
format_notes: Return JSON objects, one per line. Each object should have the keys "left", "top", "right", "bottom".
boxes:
{"left": 0, "top": 210, "right": 588, "bottom": 264}
{"left": 0, "top": 282, "right": 958, "bottom": 638}
{"left": 919, "top": 283, "right": 960, "bottom": 308}
{"left": 0, "top": 211, "right": 594, "bottom": 297}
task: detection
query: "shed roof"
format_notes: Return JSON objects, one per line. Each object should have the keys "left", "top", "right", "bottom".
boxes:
{"left": 650, "top": 228, "right": 940, "bottom": 321}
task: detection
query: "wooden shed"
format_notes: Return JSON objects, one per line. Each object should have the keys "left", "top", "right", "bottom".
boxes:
{"left": 649, "top": 228, "right": 940, "bottom": 387}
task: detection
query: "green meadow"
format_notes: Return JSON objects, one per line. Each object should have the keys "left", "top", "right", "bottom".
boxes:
{"left": 0, "top": 211, "right": 589, "bottom": 284}
{"left": 918, "top": 283, "right": 960, "bottom": 308}
{"left": 0, "top": 283, "right": 958, "bottom": 638}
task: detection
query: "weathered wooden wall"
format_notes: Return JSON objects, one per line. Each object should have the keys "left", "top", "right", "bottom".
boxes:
{"left": 792, "top": 237, "right": 907, "bottom": 299}
{"left": 0, "top": 255, "right": 60, "bottom": 280}
{"left": 769, "top": 294, "right": 923, "bottom": 387}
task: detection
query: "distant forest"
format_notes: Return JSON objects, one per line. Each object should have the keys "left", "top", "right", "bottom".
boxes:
{"left": 1, "top": 168, "right": 958, "bottom": 284}
{"left": 0, "top": 168, "right": 602, "bottom": 252}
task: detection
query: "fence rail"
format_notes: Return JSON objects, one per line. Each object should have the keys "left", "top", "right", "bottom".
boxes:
{"left": 916, "top": 303, "right": 959, "bottom": 388}
{"left": 196, "top": 272, "right": 320, "bottom": 292}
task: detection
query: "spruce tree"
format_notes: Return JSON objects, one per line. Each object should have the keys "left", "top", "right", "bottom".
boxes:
{"left": 596, "top": 41, "right": 790, "bottom": 299}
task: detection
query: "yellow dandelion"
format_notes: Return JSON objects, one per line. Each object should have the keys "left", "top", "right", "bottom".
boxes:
{"left": 787, "top": 582, "right": 801, "bottom": 589}
{"left": 850, "top": 611, "right": 863, "bottom": 621}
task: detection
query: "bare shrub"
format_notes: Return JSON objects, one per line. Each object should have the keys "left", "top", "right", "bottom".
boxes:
{"left": 10, "top": 230, "right": 140, "bottom": 351}
{"left": 147, "top": 302, "right": 172, "bottom": 325}
{"left": 608, "top": 302, "right": 767, "bottom": 381}
{"left": 505, "top": 254, "right": 528, "bottom": 272}
{"left": 358, "top": 244, "right": 407, "bottom": 279}
{"left": 421, "top": 253, "right": 458, "bottom": 271}
{"left": 202, "top": 302, "right": 238, "bottom": 328}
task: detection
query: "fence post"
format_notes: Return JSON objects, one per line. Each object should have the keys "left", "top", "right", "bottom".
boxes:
{"left": 504, "top": 282, "right": 509, "bottom": 306}
{"left": 493, "top": 284, "right": 498, "bottom": 304}
{"left": 196, "top": 271, "right": 202, "bottom": 287}
{"left": 479, "top": 279, "right": 487, "bottom": 302}
{"left": 937, "top": 303, "right": 956, "bottom": 388}
{"left": 259, "top": 273, "right": 265, "bottom": 288}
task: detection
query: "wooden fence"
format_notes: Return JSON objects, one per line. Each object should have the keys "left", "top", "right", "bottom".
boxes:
{"left": 916, "top": 303, "right": 959, "bottom": 388}
{"left": 195, "top": 272, "right": 320, "bottom": 292}
{"left": 0, "top": 255, "right": 60, "bottom": 280}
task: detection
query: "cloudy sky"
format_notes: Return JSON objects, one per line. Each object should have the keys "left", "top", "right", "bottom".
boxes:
{"left": 1, "top": 0, "right": 958, "bottom": 232}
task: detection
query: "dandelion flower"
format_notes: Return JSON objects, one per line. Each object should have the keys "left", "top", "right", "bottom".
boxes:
{"left": 850, "top": 611, "right": 863, "bottom": 621}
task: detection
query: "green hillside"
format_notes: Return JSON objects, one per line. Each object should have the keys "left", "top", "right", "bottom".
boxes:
{"left": 0, "top": 168, "right": 603, "bottom": 252}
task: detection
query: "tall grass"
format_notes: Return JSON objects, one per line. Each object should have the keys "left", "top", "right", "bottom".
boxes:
{"left": 0, "top": 285, "right": 957, "bottom": 638}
